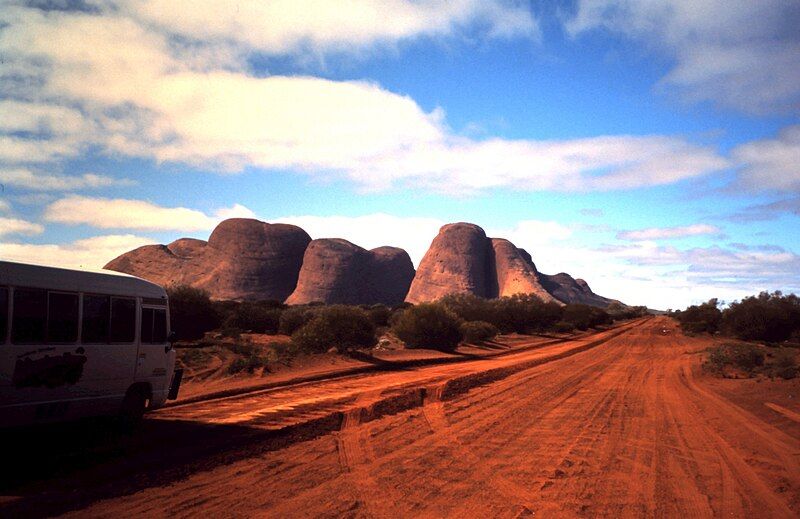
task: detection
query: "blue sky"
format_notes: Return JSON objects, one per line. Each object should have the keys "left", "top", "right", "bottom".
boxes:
{"left": 1, "top": 0, "right": 799, "bottom": 309}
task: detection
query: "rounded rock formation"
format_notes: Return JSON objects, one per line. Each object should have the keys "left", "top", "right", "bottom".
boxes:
{"left": 489, "top": 238, "right": 556, "bottom": 303}
{"left": 105, "top": 218, "right": 311, "bottom": 301}
{"left": 286, "top": 239, "right": 415, "bottom": 306}
{"left": 405, "top": 223, "right": 490, "bottom": 303}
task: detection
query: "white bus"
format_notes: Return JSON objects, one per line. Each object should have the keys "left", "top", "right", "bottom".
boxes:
{"left": 0, "top": 260, "right": 182, "bottom": 428}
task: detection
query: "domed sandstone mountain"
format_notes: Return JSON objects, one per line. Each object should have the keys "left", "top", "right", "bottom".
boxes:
{"left": 105, "top": 218, "right": 311, "bottom": 301}
{"left": 285, "top": 239, "right": 414, "bottom": 306}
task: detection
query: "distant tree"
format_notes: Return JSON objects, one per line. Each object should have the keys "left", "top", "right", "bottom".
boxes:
{"left": 392, "top": 302, "right": 464, "bottom": 351}
{"left": 674, "top": 299, "right": 722, "bottom": 334}
{"left": 167, "top": 285, "right": 220, "bottom": 341}
{"left": 291, "top": 305, "right": 376, "bottom": 353}
{"left": 721, "top": 292, "right": 799, "bottom": 342}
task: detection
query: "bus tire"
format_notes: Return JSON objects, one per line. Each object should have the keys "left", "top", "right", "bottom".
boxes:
{"left": 121, "top": 384, "right": 151, "bottom": 426}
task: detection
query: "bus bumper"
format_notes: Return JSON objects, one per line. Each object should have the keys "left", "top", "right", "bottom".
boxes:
{"left": 168, "top": 368, "right": 183, "bottom": 400}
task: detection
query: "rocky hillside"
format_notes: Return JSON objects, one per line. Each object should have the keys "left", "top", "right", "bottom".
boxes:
{"left": 105, "top": 218, "right": 620, "bottom": 307}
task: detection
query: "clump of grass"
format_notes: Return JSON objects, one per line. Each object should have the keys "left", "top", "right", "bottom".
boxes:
{"left": 704, "top": 343, "right": 765, "bottom": 377}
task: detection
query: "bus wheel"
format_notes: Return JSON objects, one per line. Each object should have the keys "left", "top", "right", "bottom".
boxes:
{"left": 121, "top": 384, "right": 150, "bottom": 426}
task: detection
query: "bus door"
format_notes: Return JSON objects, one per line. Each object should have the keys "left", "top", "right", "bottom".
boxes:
{"left": 78, "top": 294, "right": 139, "bottom": 411}
{"left": 136, "top": 302, "right": 171, "bottom": 399}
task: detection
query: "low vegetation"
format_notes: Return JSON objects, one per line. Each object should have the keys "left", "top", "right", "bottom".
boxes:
{"left": 704, "top": 343, "right": 798, "bottom": 379}
{"left": 392, "top": 303, "right": 464, "bottom": 351}
{"left": 291, "top": 305, "right": 376, "bottom": 353}
{"left": 168, "top": 283, "right": 646, "bottom": 356}
{"left": 672, "top": 292, "right": 800, "bottom": 343}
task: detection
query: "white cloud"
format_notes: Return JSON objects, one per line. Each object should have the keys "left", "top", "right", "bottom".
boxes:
{"left": 43, "top": 196, "right": 256, "bottom": 232}
{"left": 567, "top": 0, "right": 800, "bottom": 114}
{"left": 0, "top": 3, "right": 729, "bottom": 193}
{"left": 617, "top": 224, "right": 721, "bottom": 241}
{"left": 270, "top": 213, "right": 445, "bottom": 266}
{"left": 0, "top": 200, "right": 10, "bottom": 213}
{"left": 0, "top": 216, "right": 44, "bottom": 237}
{"left": 127, "top": 0, "right": 538, "bottom": 55}
{"left": 0, "top": 234, "right": 156, "bottom": 270}
{"left": 0, "top": 167, "right": 134, "bottom": 191}
{"left": 732, "top": 125, "right": 800, "bottom": 193}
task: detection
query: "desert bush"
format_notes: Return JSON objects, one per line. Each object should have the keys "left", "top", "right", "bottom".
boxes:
{"left": 439, "top": 293, "right": 494, "bottom": 323}
{"left": 767, "top": 349, "right": 799, "bottom": 380}
{"left": 223, "top": 302, "right": 282, "bottom": 334}
{"left": 227, "top": 348, "right": 275, "bottom": 375}
{"left": 460, "top": 320, "right": 498, "bottom": 343}
{"left": 167, "top": 285, "right": 221, "bottom": 341}
{"left": 553, "top": 321, "right": 574, "bottom": 333}
{"left": 291, "top": 305, "right": 376, "bottom": 353}
{"left": 391, "top": 303, "right": 463, "bottom": 351}
{"left": 367, "top": 304, "right": 392, "bottom": 327}
{"left": 705, "top": 343, "right": 765, "bottom": 376}
{"left": 279, "top": 306, "right": 316, "bottom": 335}
{"left": 675, "top": 299, "right": 722, "bottom": 334}
{"left": 721, "top": 292, "right": 800, "bottom": 343}
{"left": 562, "top": 304, "right": 611, "bottom": 331}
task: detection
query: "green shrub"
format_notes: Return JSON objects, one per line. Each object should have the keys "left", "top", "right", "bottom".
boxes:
{"left": 392, "top": 303, "right": 463, "bottom": 351}
{"left": 367, "top": 304, "right": 392, "bottom": 327}
{"left": 223, "top": 302, "right": 282, "bottom": 334}
{"left": 279, "top": 306, "right": 315, "bottom": 335}
{"left": 562, "top": 304, "right": 611, "bottom": 331}
{"left": 460, "top": 320, "right": 498, "bottom": 343}
{"left": 675, "top": 299, "right": 722, "bottom": 334}
{"left": 553, "top": 321, "right": 574, "bottom": 333}
{"left": 291, "top": 305, "right": 376, "bottom": 353}
{"left": 227, "top": 349, "right": 273, "bottom": 374}
{"left": 167, "top": 285, "right": 221, "bottom": 341}
{"left": 768, "top": 349, "right": 798, "bottom": 380}
{"left": 721, "top": 292, "right": 800, "bottom": 343}
{"left": 705, "top": 343, "right": 765, "bottom": 375}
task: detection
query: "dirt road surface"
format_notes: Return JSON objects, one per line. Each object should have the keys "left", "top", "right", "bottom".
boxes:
{"left": 3, "top": 316, "right": 799, "bottom": 518}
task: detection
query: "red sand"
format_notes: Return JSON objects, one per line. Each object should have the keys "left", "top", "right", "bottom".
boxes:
{"left": 3, "top": 317, "right": 799, "bottom": 517}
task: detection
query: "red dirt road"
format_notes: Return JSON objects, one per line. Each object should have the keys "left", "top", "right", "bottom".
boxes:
{"left": 4, "top": 317, "right": 800, "bottom": 517}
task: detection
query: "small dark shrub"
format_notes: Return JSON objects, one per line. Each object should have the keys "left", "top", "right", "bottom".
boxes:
{"left": 768, "top": 349, "right": 798, "bottom": 380}
{"left": 367, "top": 304, "right": 392, "bottom": 327}
{"left": 291, "top": 306, "right": 376, "bottom": 353}
{"left": 675, "top": 299, "right": 722, "bottom": 334}
{"left": 553, "top": 321, "right": 574, "bottom": 333}
{"left": 392, "top": 303, "right": 463, "bottom": 351}
{"left": 167, "top": 285, "right": 220, "bottom": 341}
{"left": 279, "top": 306, "right": 315, "bottom": 335}
{"left": 705, "top": 343, "right": 765, "bottom": 375}
{"left": 460, "top": 320, "right": 498, "bottom": 343}
{"left": 223, "top": 302, "right": 282, "bottom": 334}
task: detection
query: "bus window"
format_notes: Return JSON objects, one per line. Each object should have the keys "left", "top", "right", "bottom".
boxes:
{"left": 12, "top": 288, "right": 47, "bottom": 344}
{"left": 141, "top": 307, "right": 153, "bottom": 343}
{"left": 47, "top": 292, "right": 79, "bottom": 343}
{"left": 141, "top": 307, "right": 167, "bottom": 344}
{"left": 110, "top": 297, "right": 135, "bottom": 343}
{"left": 0, "top": 287, "right": 7, "bottom": 342}
{"left": 82, "top": 294, "right": 110, "bottom": 343}
{"left": 153, "top": 308, "right": 167, "bottom": 343}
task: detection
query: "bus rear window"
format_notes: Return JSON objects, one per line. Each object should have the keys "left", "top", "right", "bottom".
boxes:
{"left": 12, "top": 288, "right": 47, "bottom": 344}
{"left": 0, "top": 287, "right": 8, "bottom": 342}
{"left": 82, "top": 295, "right": 110, "bottom": 343}
{"left": 141, "top": 307, "right": 168, "bottom": 343}
{"left": 47, "top": 292, "right": 79, "bottom": 343}
{"left": 110, "top": 297, "right": 135, "bottom": 343}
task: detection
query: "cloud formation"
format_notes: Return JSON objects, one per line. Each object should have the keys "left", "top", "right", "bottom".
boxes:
{"left": 0, "top": 216, "right": 44, "bottom": 237}
{"left": 0, "top": 234, "right": 156, "bottom": 269}
{"left": 0, "top": 2, "right": 730, "bottom": 194}
{"left": 567, "top": 0, "right": 800, "bottom": 114}
{"left": 43, "top": 196, "right": 256, "bottom": 231}
{"left": 732, "top": 125, "right": 800, "bottom": 193}
{"left": 617, "top": 224, "right": 721, "bottom": 241}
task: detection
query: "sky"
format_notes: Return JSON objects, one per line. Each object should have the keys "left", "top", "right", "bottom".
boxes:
{"left": 1, "top": 0, "right": 799, "bottom": 310}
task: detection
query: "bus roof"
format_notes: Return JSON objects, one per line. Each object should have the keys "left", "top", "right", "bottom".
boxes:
{"left": 0, "top": 260, "right": 167, "bottom": 299}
